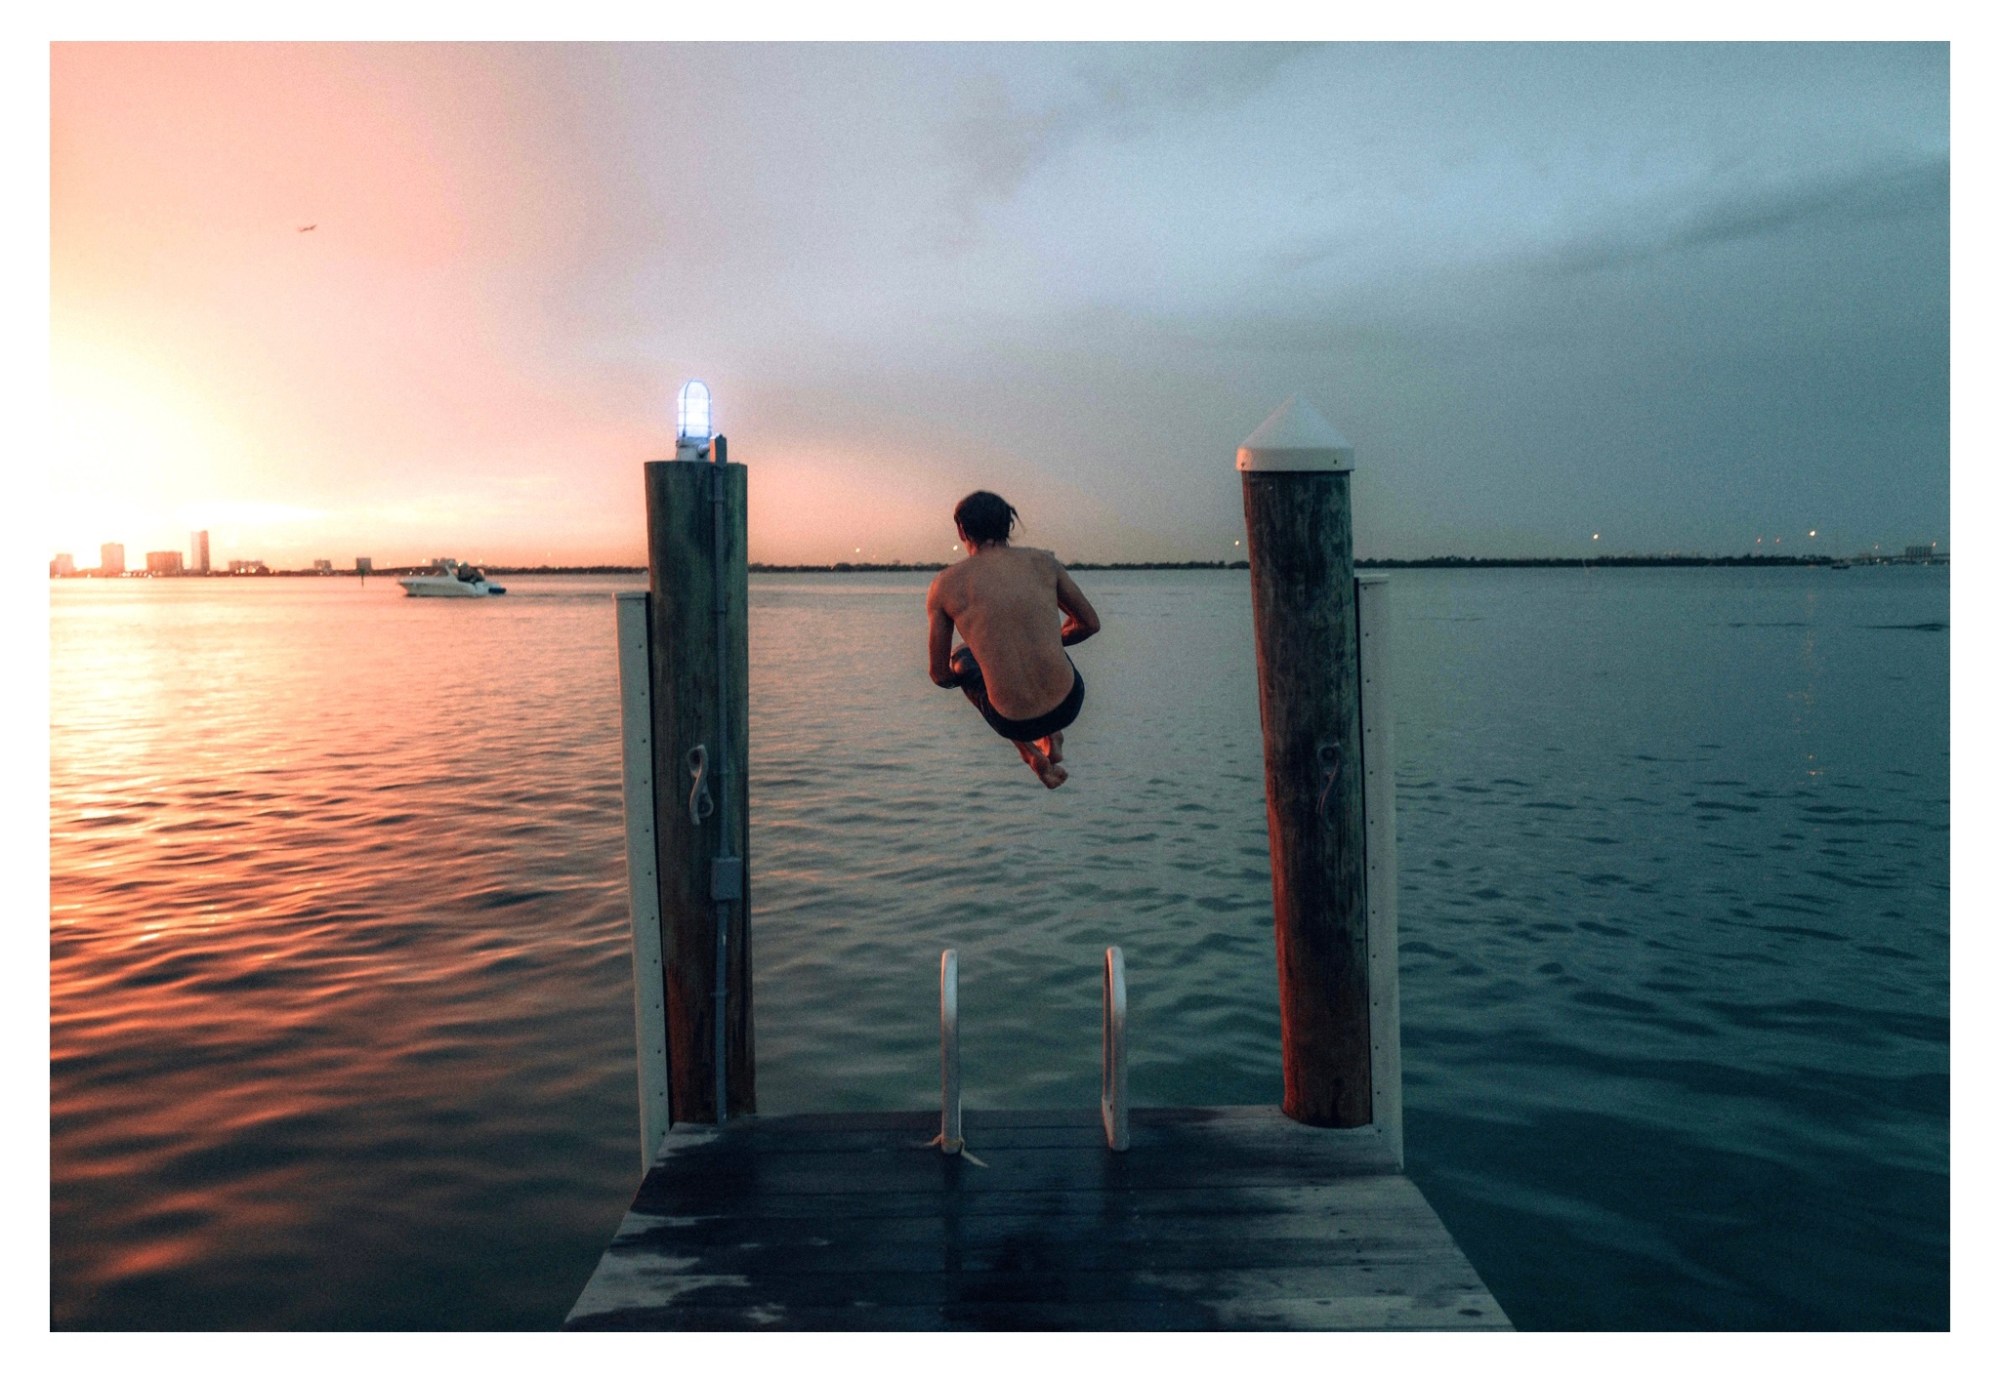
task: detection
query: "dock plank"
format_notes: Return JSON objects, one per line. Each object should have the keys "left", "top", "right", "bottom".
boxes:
{"left": 567, "top": 1105, "right": 1509, "bottom": 1331}
{"left": 577, "top": 1293, "right": 1506, "bottom": 1332}
{"left": 622, "top": 1176, "right": 1434, "bottom": 1222}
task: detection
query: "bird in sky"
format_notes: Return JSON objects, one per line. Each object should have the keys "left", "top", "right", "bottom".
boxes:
{"left": 297, "top": 224, "right": 316, "bottom": 232}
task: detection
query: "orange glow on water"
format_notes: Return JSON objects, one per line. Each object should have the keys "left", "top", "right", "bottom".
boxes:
{"left": 48, "top": 574, "right": 656, "bottom": 1325}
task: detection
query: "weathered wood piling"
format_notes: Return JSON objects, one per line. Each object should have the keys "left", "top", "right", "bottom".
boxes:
{"left": 1239, "top": 396, "right": 1372, "bottom": 1129}
{"left": 643, "top": 450, "right": 753, "bottom": 1124}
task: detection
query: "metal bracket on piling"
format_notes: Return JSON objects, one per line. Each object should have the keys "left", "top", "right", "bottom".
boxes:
{"left": 939, "top": 949, "right": 961, "bottom": 1154}
{"left": 1102, "top": 946, "right": 1128, "bottom": 1152}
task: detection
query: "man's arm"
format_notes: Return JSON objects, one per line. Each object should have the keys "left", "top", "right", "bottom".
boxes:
{"left": 926, "top": 582, "right": 962, "bottom": 687}
{"left": 1054, "top": 560, "right": 1101, "bottom": 646}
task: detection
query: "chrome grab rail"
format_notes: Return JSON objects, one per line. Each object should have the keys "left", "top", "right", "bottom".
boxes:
{"left": 939, "top": 949, "right": 961, "bottom": 1154}
{"left": 1102, "top": 946, "right": 1128, "bottom": 1152}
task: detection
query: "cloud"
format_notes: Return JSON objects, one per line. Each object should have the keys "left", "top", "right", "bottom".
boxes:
{"left": 935, "top": 43, "right": 1318, "bottom": 244}
{"left": 1535, "top": 153, "right": 1949, "bottom": 279}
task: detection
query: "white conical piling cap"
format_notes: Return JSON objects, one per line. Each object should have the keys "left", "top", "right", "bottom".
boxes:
{"left": 1235, "top": 395, "right": 1355, "bottom": 472}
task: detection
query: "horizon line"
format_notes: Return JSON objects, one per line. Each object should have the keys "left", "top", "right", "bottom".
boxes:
{"left": 49, "top": 551, "right": 1951, "bottom": 579}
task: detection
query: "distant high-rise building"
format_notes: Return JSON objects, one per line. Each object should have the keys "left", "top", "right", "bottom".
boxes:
{"left": 100, "top": 542, "right": 124, "bottom": 576}
{"left": 355, "top": 556, "right": 373, "bottom": 575}
{"left": 191, "top": 530, "right": 211, "bottom": 574}
{"left": 312, "top": 559, "right": 333, "bottom": 574}
{"left": 145, "top": 551, "right": 185, "bottom": 575}
{"left": 1904, "top": 545, "right": 1932, "bottom": 560}
{"left": 51, "top": 553, "right": 75, "bottom": 577}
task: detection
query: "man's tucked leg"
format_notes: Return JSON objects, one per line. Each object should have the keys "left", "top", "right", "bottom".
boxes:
{"left": 1014, "top": 738, "right": 1067, "bottom": 789}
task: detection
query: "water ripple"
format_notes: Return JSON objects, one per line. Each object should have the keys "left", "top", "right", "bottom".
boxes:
{"left": 50, "top": 567, "right": 1948, "bottom": 1331}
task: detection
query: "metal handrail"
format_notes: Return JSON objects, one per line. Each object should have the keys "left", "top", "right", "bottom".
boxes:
{"left": 939, "top": 949, "right": 961, "bottom": 1154}
{"left": 1102, "top": 946, "right": 1128, "bottom": 1151}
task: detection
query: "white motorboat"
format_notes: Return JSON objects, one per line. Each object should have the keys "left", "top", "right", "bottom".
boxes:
{"left": 398, "top": 558, "right": 507, "bottom": 598}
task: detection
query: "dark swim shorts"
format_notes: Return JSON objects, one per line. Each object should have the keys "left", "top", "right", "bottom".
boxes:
{"left": 949, "top": 647, "right": 1085, "bottom": 743}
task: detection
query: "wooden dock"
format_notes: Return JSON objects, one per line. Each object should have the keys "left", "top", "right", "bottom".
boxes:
{"left": 564, "top": 1105, "right": 1508, "bottom": 1331}
{"left": 591, "top": 441, "right": 1501, "bottom": 1330}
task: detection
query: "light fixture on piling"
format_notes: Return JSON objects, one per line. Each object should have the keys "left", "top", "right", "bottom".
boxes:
{"left": 676, "top": 380, "right": 714, "bottom": 460}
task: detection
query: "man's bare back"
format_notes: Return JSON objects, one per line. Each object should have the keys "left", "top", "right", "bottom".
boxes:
{"left": 927, "top": 493, "right": 1100, "bottom": 788}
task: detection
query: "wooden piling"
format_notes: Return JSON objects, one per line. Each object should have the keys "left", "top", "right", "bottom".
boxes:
{"left": 1239, "top": 398, "right": 1369, "bottom": 1128}
{"left": 644, "top": 457, "right": 754, "bottom": 1122}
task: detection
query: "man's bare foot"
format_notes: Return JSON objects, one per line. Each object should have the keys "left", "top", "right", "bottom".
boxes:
{"left": 1015, "top": 739, "right": 1069, "bottom": 789}
{"left": 1041, "top": 731, "right": 1064, "bottom": 765}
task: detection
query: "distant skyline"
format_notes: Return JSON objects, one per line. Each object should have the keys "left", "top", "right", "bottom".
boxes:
{"left": 51, "top": 42, "right": 1950, "bottom": 568}
{"left": 43, "top": 538, "right": 1949, "bottom": 573}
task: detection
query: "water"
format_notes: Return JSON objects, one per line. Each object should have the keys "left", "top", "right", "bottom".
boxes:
{"left": 48, "top": 566, "right": 1949, "bottom": 1330}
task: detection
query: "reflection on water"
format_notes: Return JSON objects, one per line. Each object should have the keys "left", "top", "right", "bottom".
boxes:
{"left": 51, "top": 577, "right": 640, "bottom": 1328}
{"left": 50, "top": 567, "right": 1947, "bottom": 1329}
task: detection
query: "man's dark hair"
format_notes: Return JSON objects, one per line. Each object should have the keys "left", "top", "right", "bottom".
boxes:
{"left": 954, "top": 491, "right": 1018, "bottom": 545}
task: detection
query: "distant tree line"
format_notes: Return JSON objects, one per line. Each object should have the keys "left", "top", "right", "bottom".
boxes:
{"left": 1354, "top": 554, "right": 1856, "bottom": 569}
{"left": 474, "top": 554, "right": 1885, "bottom": 575}
{"left": 483, "top": 564, "right": 648, "bottom": 575}
{"left": 738, "top": 560, "right": 1256, "bottom": 573}
{"left": 721, "top": 555, "right": 1869, "bottom": 573}
{"left": 83, "top": 553, "right": 1901, "bottom": 580}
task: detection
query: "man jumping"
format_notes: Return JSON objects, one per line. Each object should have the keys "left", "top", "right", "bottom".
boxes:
{"left": 927, "top": 491, "right": 1101, "bottom": 789}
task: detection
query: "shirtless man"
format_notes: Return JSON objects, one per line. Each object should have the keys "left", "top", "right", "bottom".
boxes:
{"left": 927, "top": 491, "right": 1101, "bottom": 789}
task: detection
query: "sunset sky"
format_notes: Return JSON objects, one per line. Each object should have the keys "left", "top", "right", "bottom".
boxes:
{"left": 49, "top": 41, "right": 1950, "bottom": 568}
